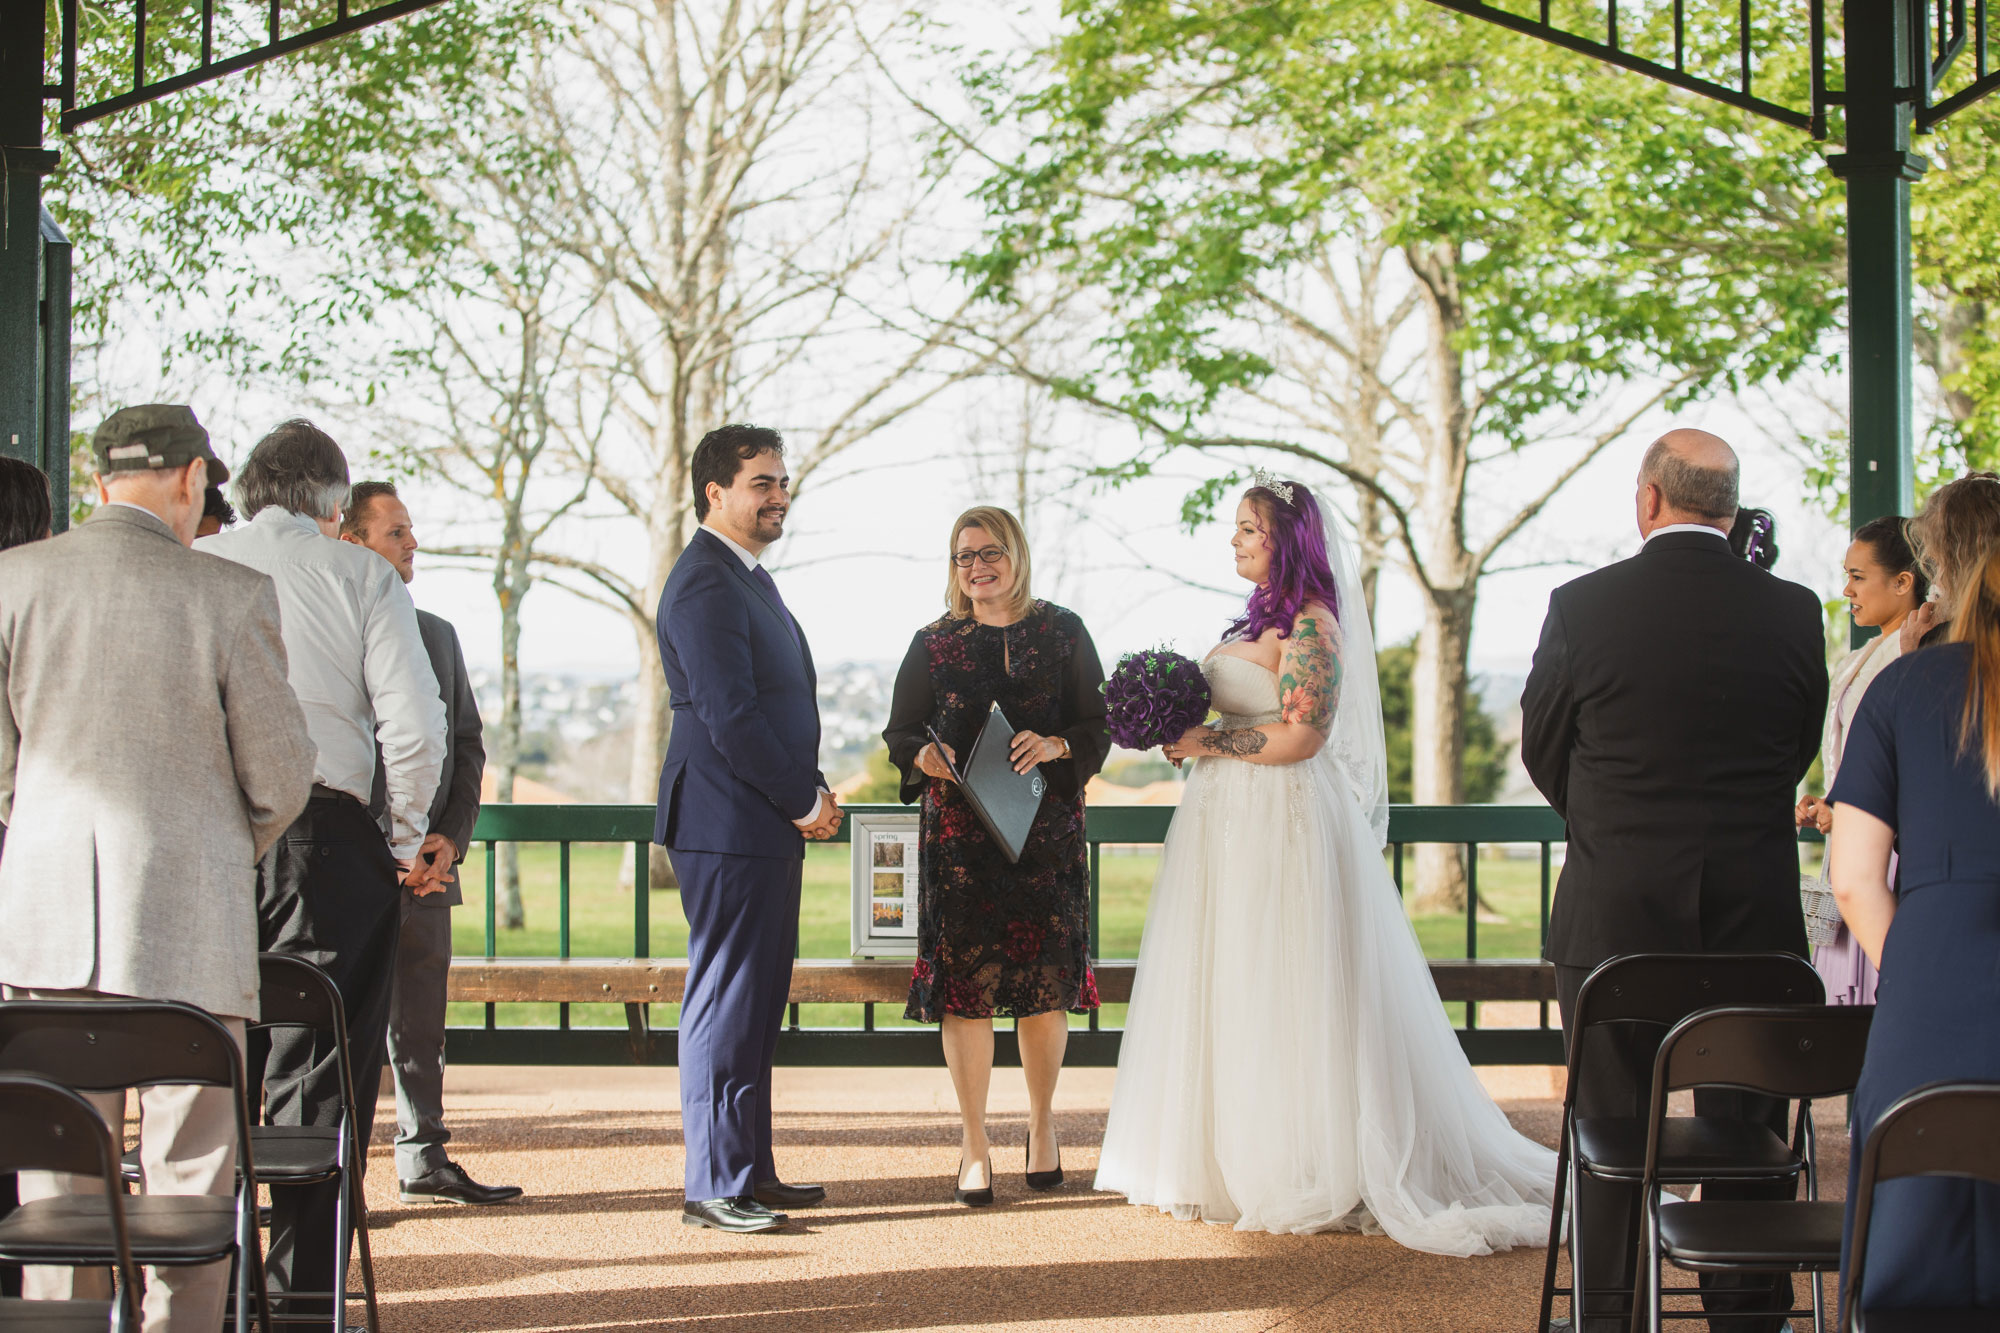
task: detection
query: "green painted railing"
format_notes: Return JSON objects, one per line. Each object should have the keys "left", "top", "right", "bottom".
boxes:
{"left": 452, "top": 801, "right": 1576, "bottom": 1066}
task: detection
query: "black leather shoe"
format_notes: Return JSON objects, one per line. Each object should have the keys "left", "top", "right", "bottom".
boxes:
{"left": 683, "top": 1196, "right": 788, "bottom": 1233}
{"left": 398, "top": 1160, "right": 525, "bottom": 1206}
{"left": 753, "top": 1179, "right": 826, "bottom": 1209}
{"left": 954, "top": 1155, "right": 994, "bottom": 1207}
{"left": 1025, "top": 1131, "right": 1064, "bottom": 1191}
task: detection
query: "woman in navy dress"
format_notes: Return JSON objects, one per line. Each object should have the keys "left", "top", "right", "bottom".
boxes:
{"left": 1828, "top": 539, "right": 2000, "bottom": 1315}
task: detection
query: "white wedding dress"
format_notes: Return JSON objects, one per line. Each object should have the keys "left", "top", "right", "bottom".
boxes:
{"left": 1094, "top": 646, "right": 1558, "bottom": 1255}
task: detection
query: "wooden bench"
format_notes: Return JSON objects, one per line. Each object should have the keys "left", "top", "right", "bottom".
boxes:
{"left": 448, "top": 956, "right": 1557, "bottom": 1006}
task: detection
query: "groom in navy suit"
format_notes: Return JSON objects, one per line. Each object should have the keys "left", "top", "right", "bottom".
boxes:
{"left": 655, "top": 424, "right": 842, "bottom": 1234}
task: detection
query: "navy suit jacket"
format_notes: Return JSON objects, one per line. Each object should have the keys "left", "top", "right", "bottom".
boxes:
{"left": 653, "top": 528, "right": 826, "bottom": 859}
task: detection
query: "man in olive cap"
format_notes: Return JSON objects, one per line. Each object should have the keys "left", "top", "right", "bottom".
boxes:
{"left": 0, "top": 404, "right": 316, "bottom": 1331}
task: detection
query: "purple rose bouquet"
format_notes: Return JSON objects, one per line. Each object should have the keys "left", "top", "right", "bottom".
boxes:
{"left": 1102, "top": 648, "right": 1212, "bottom": 751}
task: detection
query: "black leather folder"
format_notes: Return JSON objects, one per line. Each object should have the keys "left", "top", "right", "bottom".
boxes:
{"left": 930, "top": 703, "right": 1046, "bottom": 864}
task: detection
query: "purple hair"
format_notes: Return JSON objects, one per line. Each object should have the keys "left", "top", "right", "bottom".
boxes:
{"left": 1226, "top": 480, "right": 1342, "bottom": 642}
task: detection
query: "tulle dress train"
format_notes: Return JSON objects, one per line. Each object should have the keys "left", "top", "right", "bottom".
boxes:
{"left": 1094, "top": 654, "right": 1557, "bottom": 1256}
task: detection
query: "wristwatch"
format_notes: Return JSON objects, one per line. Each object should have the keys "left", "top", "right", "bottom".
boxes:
{"left": 1052, "top": 736, "right": 1071, "bottom": 760}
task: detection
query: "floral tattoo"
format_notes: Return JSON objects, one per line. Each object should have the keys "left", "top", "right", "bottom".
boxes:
{"left": 1201, "top": 728, "right": 1269, "bottom": 756}
{"left": 1278, "top": 613, "right": 1341, "bottom": 734}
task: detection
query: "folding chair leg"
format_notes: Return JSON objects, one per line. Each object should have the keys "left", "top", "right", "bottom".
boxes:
{"left": 1811, "top": 1266, "right": 1825, "bottom": 1333}
{"left": 1538, "top": 1126, "right": 1571, "bottom": 1332}
{"left": 332, "top": 1172, "right": 350, "bottom": 1333}
{"left": 353, "top": 1193, "right": 379, "bottom": 1333}
{"left": 1628, "top": 1206, "right": 1647, "bottom": 1333}
{"left": 1570, "top": 1152, "right": 1595, "bottom": 1331}
{"left": 242, "top": 1189, "right": 273, "bottom": 1333}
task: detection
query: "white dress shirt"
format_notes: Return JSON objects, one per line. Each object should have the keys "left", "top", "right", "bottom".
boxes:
{"left": 1643, "top": 522, "right": 1730, "bottom": 544}
{"left": 199, "top": 508, "right": 446, "bottom": 857}
{"left": 698, "top": 521, "right": 827, "bottom": 827}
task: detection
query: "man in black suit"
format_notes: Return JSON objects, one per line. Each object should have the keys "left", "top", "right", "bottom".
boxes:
{"left": 342, "top": 481, "right": 523, "bottom": 1207}
{"left": 1521, "top": 428, "right": 1827, "bottom": 1333}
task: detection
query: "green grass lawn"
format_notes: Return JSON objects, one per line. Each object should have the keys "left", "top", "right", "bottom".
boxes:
{"left": 448, "top": 840, "right": 1555, "bottom": 1032}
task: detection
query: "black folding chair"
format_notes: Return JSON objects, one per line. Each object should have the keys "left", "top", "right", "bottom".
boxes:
{"left": 1843, "top": 1080, "right": 2000, "bottom": 1333}
{"left": 0, "top": 1001, "right": 269, "bottom": 1333}
{"left": 120, "top": 957, "right": 379, "bottom": 1333}
{"left": 245, "top": 954, "right": 379, "bottom": 1333}
{"left": 1631, "top": 1003, "right": 1876, "bottom": 1333}
{"left": 0, "top": 1074, "right": 140, "bottom": 1332}
{"left": 1539, "top": 953, "right": 1824, "bottom": 1333}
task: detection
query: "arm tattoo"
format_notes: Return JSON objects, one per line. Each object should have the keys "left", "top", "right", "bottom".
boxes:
{"left": 1202, "top": 727, "right": 1269, "bottom": 756}
{"left": 1278, "top": 613, "right": 1342, "bottom": 734}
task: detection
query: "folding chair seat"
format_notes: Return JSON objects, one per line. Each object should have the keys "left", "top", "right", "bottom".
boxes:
{"left": 0, "top": 1073, "right": 143, "bottom": 1333}
{"left": 0, "top": 1302, "right": 117, "bottom": 1331}
{"left": 1843, "top": 1080, "right": 2000, "bottom": 1333}
{"left": 1632, "top": 1003, "right": 1875, "bottom": 1333}
{"left": 0, "top": 1001, "right": 269, "bottom": 1333}
{"left": 1539, "top": 952, "right": 1824, "bottom": 1332}
{"left": 1570, "top": 1117, "right": 1803, "bottom": 1182}
{"left": 1653, "top": 1199, "right": 1846, "bottom": 1266}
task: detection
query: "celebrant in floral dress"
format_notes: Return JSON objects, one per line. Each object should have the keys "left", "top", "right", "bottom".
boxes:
{"left": 882, "top": 504, "right": 1109, "bottom": 1206}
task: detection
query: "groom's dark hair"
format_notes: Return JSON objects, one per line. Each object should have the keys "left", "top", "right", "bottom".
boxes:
{"left": 691, "top": 424, "right": 786, "bottom": 520}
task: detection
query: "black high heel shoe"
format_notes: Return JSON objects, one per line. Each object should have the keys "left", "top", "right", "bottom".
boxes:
{"left": 1024, "top": 1131, "right": 1064, "bottom": 1191}
{"left": 954, "top": 1153, "right": 994, "bottom": 1207}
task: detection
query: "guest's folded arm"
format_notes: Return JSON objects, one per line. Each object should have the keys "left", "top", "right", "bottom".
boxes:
{"left": 1828, "top": 803, "right": 1896, "bottom": 969}
{"left": 1827, "top": 678, "right": 1901, "bottom": 968}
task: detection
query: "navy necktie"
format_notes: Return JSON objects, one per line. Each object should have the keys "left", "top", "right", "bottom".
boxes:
{"left": 751, "top": 564, "right": 801, "bottom": 647}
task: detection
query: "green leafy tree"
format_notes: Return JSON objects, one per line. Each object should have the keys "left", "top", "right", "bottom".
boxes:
{"left": 958, "top": 0, "right": 1840, "bottom": 908}
{"left": 1377, "top": 639, "right": 1504, "bottom": 806}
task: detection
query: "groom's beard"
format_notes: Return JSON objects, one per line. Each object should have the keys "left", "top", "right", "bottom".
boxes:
{"left": 753, "top": 507, "right": 787, "bottom": 542}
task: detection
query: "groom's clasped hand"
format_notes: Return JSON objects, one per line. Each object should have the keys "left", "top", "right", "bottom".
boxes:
{"left": 799, "top": 788, "right": 844, "bottom": 841}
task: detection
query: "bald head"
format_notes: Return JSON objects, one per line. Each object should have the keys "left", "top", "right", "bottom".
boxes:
{"left": 1636, "top": 428, "right": 1739, "bottom": 537}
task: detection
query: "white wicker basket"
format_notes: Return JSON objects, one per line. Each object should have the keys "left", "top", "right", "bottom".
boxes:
{"left": 1800, "top": 873, "right": 1844, "bottom": 948}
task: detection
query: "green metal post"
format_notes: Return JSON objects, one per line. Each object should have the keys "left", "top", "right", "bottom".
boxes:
{"left": 0, "top": 4, "right": 62, "bottom": 481}
{"left": 632, "top": 841, "right": 649, "bottom": 957}
{"left": 1831, "top": 0, "right": 1923, "bottom": 534}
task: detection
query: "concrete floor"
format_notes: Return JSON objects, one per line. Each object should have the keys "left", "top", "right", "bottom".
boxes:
{"left": 359, "top": 1063, "right": 1846, "bottom": 1333}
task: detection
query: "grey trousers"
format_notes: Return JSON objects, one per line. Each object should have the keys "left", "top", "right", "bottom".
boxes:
{"left": 386, "top": 898, "right": 453, "bottom": 1180}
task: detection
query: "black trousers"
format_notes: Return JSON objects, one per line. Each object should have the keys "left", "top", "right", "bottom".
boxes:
{"left": 1556, "top": 964, "right": 1796, "bottom": 1333}
{"left": 256, "top": 794, "right": 402, "bottom": 1316}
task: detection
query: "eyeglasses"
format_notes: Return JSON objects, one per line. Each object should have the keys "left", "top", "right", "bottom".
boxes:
{"left": 951, "top": 546, "right": 1009, "bottom": 568}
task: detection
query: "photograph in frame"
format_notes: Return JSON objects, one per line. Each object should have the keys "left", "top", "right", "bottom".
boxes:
{"left": 850, "top": 812, "right": 921, "bottom": 956}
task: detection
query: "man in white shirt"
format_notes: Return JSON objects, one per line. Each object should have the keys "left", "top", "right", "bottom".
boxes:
{"left": 198, "top": 419, "right": 446, "bottom": 1317}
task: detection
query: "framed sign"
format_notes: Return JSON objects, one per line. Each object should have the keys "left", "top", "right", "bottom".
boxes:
{"left": 850, "top": 810, "right": 920, "bottom": 957}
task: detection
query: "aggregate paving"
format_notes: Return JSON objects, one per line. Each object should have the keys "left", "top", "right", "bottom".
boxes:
{"left": 357, "top": 1063, "right": 1847, "bottom": 1333}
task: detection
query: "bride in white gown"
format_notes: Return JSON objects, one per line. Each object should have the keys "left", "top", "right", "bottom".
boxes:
{"left": 1094, "top": 476, "right": 1556, "bottom": 1256}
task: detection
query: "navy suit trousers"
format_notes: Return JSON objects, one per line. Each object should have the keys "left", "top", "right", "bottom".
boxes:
{"left": 671, "top": 849, "right": 801, "bottom": 1201}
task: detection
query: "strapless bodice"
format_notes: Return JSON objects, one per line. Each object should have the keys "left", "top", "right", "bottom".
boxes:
{"left": 1202, "top": 652, "right": 1282, "bottom": 727}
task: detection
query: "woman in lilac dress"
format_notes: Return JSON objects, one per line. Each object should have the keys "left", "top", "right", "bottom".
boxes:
{"left": 1796, "top": 515, "right": 1923, "bottom": 1005}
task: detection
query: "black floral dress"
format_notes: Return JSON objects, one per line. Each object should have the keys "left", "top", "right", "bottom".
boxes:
{"left": 883, "top": 602, "right": 1109, "bottom": 1022}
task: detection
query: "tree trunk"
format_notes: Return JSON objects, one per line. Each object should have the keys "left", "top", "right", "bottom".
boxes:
{"left": 495, "top": 578, "right": 527, "bottom": 929}
{"left": 622, "top": 613, "right": 677, "bottom": 893}
{"left": 621, "top": 499, "right": 690, "bottom": 895}
{"left": 1407, "top": 584, "right": 1476, "bottom": 916}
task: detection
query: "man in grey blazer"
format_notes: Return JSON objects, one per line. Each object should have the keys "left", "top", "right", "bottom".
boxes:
{"left": 342, "top": 481, "right": 522, "bottom": 1206}
{"left": 0, "top": 405, "right": 316, "bottom": 1331}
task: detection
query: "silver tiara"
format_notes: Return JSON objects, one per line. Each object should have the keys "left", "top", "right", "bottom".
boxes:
{"left": 1250, "top": 467, "right": 1295, "bottom": 505}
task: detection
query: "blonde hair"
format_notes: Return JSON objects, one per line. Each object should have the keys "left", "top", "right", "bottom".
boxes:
{"left": 1909, "top": 473, "right": 2000, "bottom": 614}
{"left": 945, "top": 505, "right": 1034, "bottom": 621}
{"left": 1951, "top": 544, "right": 2000, "bottom": 800}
